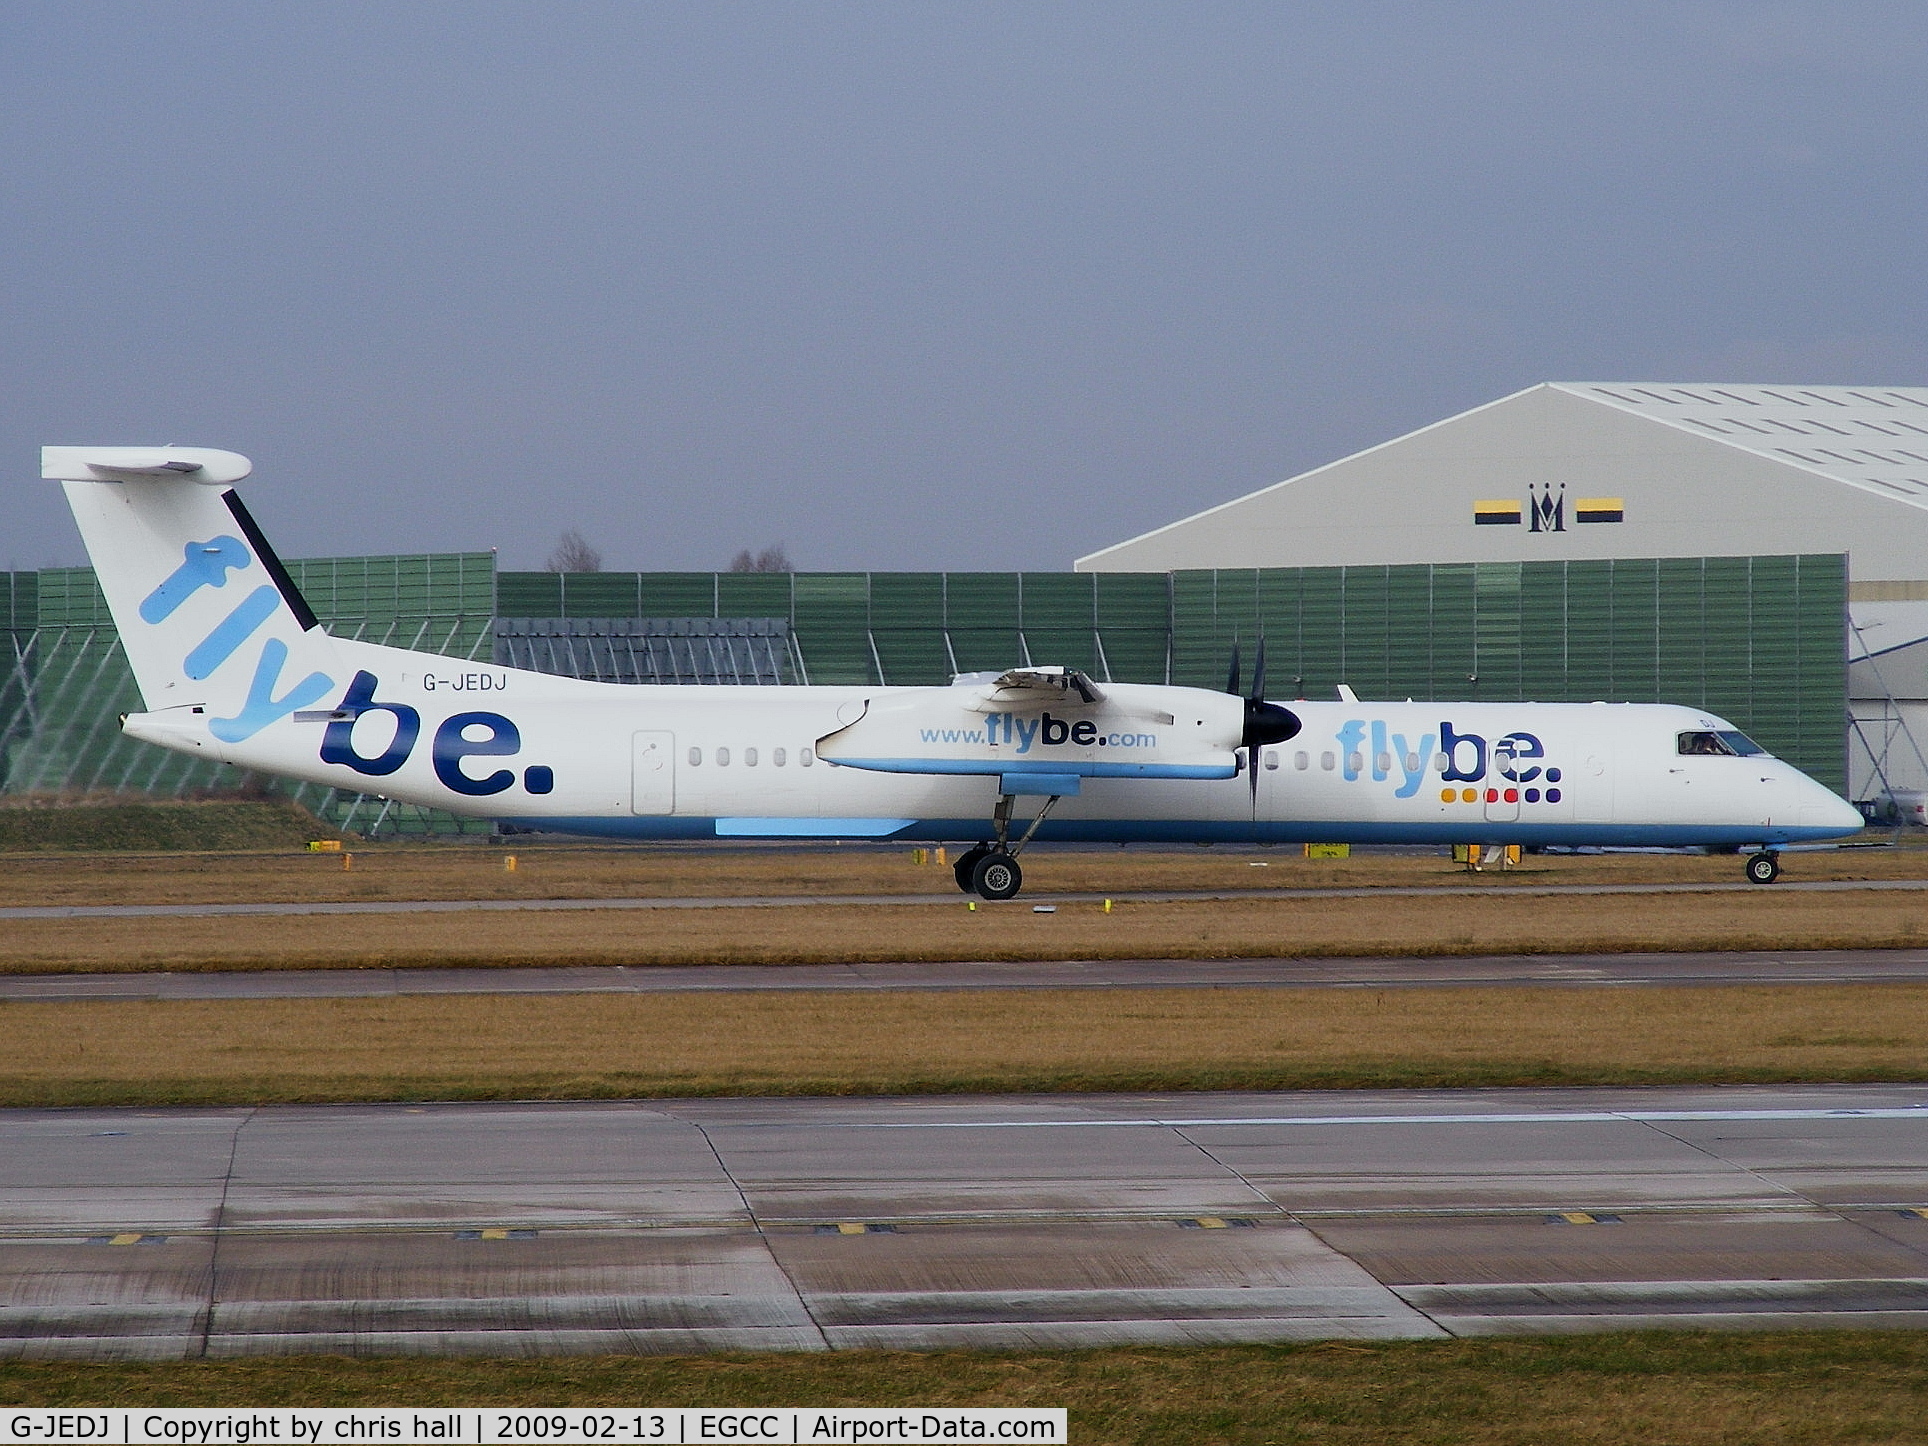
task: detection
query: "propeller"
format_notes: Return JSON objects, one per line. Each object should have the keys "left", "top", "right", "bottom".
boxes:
{"left": 1225, "top": 635, "right": 1302, "bottom": 803}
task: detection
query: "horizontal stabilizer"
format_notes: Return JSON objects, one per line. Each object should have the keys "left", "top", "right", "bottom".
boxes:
{"left": 42, "top": 447, "right": 252, "bottom": 485}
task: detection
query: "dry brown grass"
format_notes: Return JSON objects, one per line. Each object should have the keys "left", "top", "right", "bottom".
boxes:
{"left": 5, "top": 883, "right": 1928, "bottom": 974}
{"left": 5, "top": 1334, "right": 1928, "bottom": 1443}
{"left": 0, "top": 840, "right": 1923, "bottom": 910}
{"left": 5, "top": 982, "right": 1927, "bottom": 1105}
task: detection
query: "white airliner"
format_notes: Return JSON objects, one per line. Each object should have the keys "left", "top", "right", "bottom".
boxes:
{"left": 43, "top": 445, "right": 1863, "bottom": 896}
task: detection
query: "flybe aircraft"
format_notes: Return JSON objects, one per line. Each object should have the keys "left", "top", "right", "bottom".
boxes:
{"left": 43, "top": 446, "right": 1864, "bottom": 897}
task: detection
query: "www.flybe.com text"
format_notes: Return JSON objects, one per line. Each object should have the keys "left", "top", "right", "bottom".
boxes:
{"left": 921, "top": 712, "right": 1157, "bottom": 751}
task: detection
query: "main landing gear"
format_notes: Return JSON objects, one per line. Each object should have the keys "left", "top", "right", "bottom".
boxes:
{"left": 951, "top": 791, "right": 1066, "bottom": 901}
{"left": 1745, "top": 851, "right": 1781, "bottom": 885}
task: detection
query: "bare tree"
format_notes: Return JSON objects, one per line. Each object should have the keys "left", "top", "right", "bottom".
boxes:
{"left": 728, "top": 544, "right": 793, "bottom": 573}
{"left": 544, "top": 530, "right": 603, "bottom": 573}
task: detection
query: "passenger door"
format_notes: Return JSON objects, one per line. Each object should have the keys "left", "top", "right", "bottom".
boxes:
{"left": 631, "top": 731, "right": 675, "bottom": 814}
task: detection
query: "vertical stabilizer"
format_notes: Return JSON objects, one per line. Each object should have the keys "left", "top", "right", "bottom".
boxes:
{"left": 42, "top": 447, "right": 341, "bottom": 747}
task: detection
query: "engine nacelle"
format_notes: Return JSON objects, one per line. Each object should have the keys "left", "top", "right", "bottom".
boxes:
{"left": 816, "top": 681, "right": 1247, "bottom": 781}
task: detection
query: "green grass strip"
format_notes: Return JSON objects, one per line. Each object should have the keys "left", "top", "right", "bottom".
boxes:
{"left": 6, "top": 1334, "right": 1928, "bottom": 1444}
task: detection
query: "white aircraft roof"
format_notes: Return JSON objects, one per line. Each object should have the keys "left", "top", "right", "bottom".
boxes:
{"left": 1556, "top": 383, "right": 1928, "bottom": 512}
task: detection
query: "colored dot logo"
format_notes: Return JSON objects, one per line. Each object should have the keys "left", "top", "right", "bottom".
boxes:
{"left": 1439, "top": 784, "right": 1563, "bottom": 804}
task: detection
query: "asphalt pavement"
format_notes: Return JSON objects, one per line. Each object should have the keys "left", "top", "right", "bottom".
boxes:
{"left": 5, "top": 875, "right": 1928, "bottom": 922}
{"left": 4, "top": 1085, "right": 1927, "bottom": 1357}
{"left": 8, "top": 948, "right": 1928, "bottom": 1001}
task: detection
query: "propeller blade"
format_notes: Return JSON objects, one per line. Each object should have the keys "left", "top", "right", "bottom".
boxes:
{"left": 1248, "top": 746, "right": 1260, "bottom": 806}
{"left": 1250, "top": 636, "right": 1267, "bottom": 703}
{"left": 1224, "top": 639, "right": 1241, "bottom": 698}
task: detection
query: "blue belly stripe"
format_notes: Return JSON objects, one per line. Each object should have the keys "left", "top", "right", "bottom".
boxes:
{"left": 499, "top": 816, "right": 1860, "bottom": 847}
{"left": 714, "top": 817, "right": 918, "bottom": 837}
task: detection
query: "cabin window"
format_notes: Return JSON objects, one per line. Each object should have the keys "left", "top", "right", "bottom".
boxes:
{"left": 1375, "top": 752, "right": 1391, "bottom": 775}
{"left": 773, "top": 747, "right": 787, "bottom": 767}
{"left": 1405, "top": 753, "right": 1420, "bottom": 774}
{"left": 1433, "top": 752, "right": 1449, "bottom": 772}
{"left": 1347, "top": 752, "right": 1363, "bottom": 775}
{"left": 744, "top": 747, "right": 758, "bottom": 767}
{"left": 1263, "top": 751, "right": 1279, "bottom": 770}
{"left": 687, "top": 747, "right": 702, "bottom": 766}
{"left": 1320, "top": 752, "right": 1335, "bottom": 771}
{"left": 716, "top": 746, "right": 731, "bottom": 766}
{"left": 800, "top": 747, "right": 815, "bottom": 767}
{"left": 1294, "top": 751, "right": 1309, "bottom": 770}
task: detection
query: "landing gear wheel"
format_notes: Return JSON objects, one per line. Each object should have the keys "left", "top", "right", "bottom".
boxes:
{"left": 970, "top": 851, "right": 1022, "bottom": 901}
{"left": 953, "top": 846, "right": 989, "bottom": 893}
{"left": 1745, "top": 852, "right": 1781, "bottom": 885}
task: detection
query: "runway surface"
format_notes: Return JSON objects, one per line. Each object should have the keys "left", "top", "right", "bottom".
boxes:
{"left": 9, "top": 948, "right": 1928, "bottom": 1001}
{"left": 5, "top": 1085, "right": 1928, "bottom": 1358}
{"left": 4, "top": 874, "right": 1926, "bottom": 921}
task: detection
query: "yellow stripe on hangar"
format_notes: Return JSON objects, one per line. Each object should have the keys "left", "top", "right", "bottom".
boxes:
{"left": 1473, "top": 499, "right": 1522, "bottom": 525}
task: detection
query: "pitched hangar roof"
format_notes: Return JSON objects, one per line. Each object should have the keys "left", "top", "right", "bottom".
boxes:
{"left": 1078, "top": 381, "right": 1928, "bottom": 570}
{"left": 1557, "top": 383, "right": 1928, "bottom": 510}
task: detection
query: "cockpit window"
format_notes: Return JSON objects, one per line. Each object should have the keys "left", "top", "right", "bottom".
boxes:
{"left": 1677, "top": 731, "right": 1730, "bottom": 756}
{"left": 1677, "top": 730, "right": 1769, "bottom": 758}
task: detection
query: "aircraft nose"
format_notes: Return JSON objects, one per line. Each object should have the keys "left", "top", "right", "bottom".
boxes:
{"left": 1802, "top": 778, "right": 1865, "bottom": 836}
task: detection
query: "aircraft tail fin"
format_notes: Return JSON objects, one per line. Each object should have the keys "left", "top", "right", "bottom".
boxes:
{"left": 42, "top": 447, "right": 343, "bottom": 746}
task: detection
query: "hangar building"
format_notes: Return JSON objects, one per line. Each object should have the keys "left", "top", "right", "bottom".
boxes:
{"left": 1077, "top": 383, "right": 1928, "bottom": 582}
{"left": 1080, "top": 382, "right": 1928, "bottom": 804}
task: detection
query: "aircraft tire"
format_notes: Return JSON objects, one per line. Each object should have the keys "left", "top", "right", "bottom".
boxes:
{"left": 1745, "top": 852, "right": 1781, "bottom": 884}
{"left": 953, "top": 846, "right": 989, "bottom": 893}
{"left": 971, "top": 851, "right": 1022, "bottom": 901}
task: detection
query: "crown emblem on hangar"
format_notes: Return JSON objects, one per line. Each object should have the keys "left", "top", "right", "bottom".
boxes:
{"left": 1474, "top": 484, "right": 1624, "bottom": 530}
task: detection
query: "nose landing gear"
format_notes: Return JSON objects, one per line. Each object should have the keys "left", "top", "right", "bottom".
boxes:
{"left": 1745, "top": 851, "right": 1781, "bottom": 884}
{"left": 949, "top": 790, "right": 1064, "bottom": 900}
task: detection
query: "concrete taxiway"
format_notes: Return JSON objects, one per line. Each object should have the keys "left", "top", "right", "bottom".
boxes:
{"left": 4, "top": 875, "right": 1926, "bottom": 923}
{"left": 9, "top": 948, "right": 1928, "bottom": 1002}
{"left": 4, "top": 1085, "right": 1928, "bottom": 1358}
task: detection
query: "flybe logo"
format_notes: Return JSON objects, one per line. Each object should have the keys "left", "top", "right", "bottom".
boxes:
{"left": 920, "top": 712, "right": 1160, "bottom": 752}
{"left": 139, "top": 535, "right": 334, "bottom": 744}
{"left": 140, "top": 535, "right": 554, "bottom": 796}
{"left": 1334, "top": 720, "right": 1565, "bottom": 805}
{"left": 320, "top": 672, "right": 554, "bottom": 796}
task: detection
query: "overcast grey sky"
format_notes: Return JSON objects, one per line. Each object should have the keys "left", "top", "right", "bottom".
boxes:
{"left": 6, "top": 2, "right": 1924, "bottom": 572}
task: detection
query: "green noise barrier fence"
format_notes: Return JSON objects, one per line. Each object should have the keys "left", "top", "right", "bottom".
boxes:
{"left": 0, "top": 552, "right": 1846, "bottom": 837}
